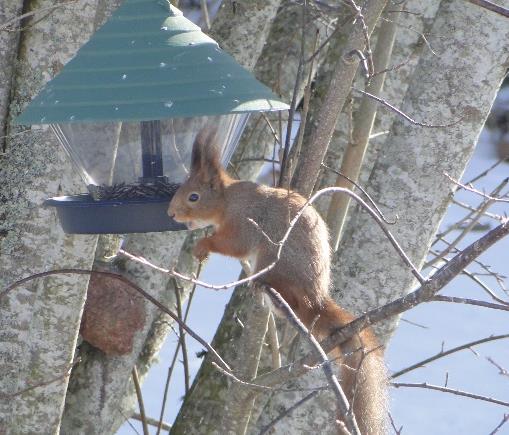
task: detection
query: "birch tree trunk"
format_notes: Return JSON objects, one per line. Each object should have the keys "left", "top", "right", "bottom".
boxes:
{"left": 0, "top": 1, "right": 101, "bottom": 433}
{"left": 333, "top": 0, "right": 509, "bottom": 338}
{"left": 0, "top": 0, "right": 23, "bottom": 151}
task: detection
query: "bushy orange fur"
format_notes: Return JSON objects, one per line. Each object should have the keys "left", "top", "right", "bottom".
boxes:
{"left": 168, "top": 130, "right": 387, "bottom": 433}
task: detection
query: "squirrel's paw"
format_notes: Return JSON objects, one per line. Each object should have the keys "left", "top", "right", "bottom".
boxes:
{"left": 193, "top": 239, "right": 210, "bottom": 262}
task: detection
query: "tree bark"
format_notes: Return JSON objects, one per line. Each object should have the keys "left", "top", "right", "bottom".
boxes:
{"left": 291, "top": 0, "right": 388, "bottom": 198}
{"left": 61, "top": 232, "right": 189, "bottom": 434}
{"left": 0, "top": 0, "right": 23, "bottom": 151}
{"left": 332, "top": 0, "right": 509, "bottom": 340}
{"left": 0, "top": 1, "right": 100, "bottom": 432}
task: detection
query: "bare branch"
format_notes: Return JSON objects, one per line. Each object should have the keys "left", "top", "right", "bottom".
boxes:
{"left": 211, "top": 361, "right": 328, "bottom": 394}
{"left": 263, "top": 286, "right": 362, "bottom": 435}
{"left": 120, "top": 186, "right": 426, "bottom": 287}
{"left": 388, "top": 412, "right": 403, "bottom": 435}
{"left": 431, "top": 295, "right": 509, "bottom": 312}
{"left": 132, "top": 367, "right": 149, "bottom": 435}
{"left": 156, "top": 263, "right": 202, "bottom": 435}
{"left": 255, "top": 219, "right": 509, "bottom": 388}
{"left": 326, "top": 8, "right": 399, "bottom": 248}
{"left": 465, "top": 0, "right": 509, "bottom": 18}
{"left": 489, "top": 414, "right": 509, "bottom": 435}
{"left": 426, "top": 178, "right": 508, "bottom": 268}
{"left": 486, "top": 357, "right": 509, "bottom": 378}
{"left": 391, "top": 382, "right": 509, "bottom": 408}
{"left": 352, "top": 88, "right": 462, "bottom": 128}
{"left": 291, "top": 0, "right": 387, "bottom": 197}
{"left": 391, "top": 334, "right": 509, "bottom": 379}
{"left": 445, "top": 173, "right": 509, "bottom": 203}
{"left": 258, "top": 390, "right": 321, "bottom": 435}
{"left": 321, "top": 164, "right": 397, "bottom": 225}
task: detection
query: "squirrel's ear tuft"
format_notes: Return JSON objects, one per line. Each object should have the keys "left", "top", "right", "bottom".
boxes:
{"left": 191, "top": 127, "right": 220, "bottom": 174}
{"left": 191, "top": 127, "right": 223, "bottom": 188}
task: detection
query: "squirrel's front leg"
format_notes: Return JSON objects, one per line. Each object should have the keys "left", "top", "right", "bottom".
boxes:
{"left": 193, "top": 236, "right": 214, "bottom": 262}
{"left": 193, "top": 229, "right": 249, "bottom": 262}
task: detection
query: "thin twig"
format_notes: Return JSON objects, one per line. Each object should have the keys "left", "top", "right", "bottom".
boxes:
{"left": 343, "top": 0, "right": 375, "bottom": 77}
{"left": 391, "top": 334, "right": 509, "bottom": 379}
{"left": 254, "top": 219, "right": 509, "bottom": 389}
{"left": 431, "top": 295, "right": 509, "bottom": 312}
{"left": 211, "top": 360, "right": 329, "bottom": 393}
{"left": 380, "top": 16, "right": 437, "bottom": 56}
{"left": 172, "top": 279, "right": 191, "bottom": 393}
{"left": 450, "top": 198, "right": 503, "bottom": 222}
{"left": 120, "top": 186, "right": 426, "bottom": 287}
{"left": 486, "top": 357, "right": 509, "bottom": 378}
{"left": 445, "top": 173, "right": 509, "bottom": 203}
{"left": 352, "top": 88, "right": 462, "bottom": 128}
{"left": 388, "top": 412, "right": 403, "bottom": 434}
{"left": 489, "top": 414, "right": 509, "bottom": 435}
{"left": 156, "top": 262, "right": 201, "bottom": 435}
{"left": 264, "top": 286, "right": 361, "bottom": 435}
{"left": 131, "top": 413, "right": 171, "bottom": 431}
{"left": 430, "top": 253, "right": 509, "bottom": 305}
{"left": 391, "top": 382, "right": 509, "bottom": 408}
{"left": 258, "top": 390, "right": 321, "bottom": 435}
{"left": 464, "top": 156, "right": 509, "bottom": 186}
{"left": 267, "top": 312, "right": 282, "bottom": 368}
{"left": 465, "top": 0, "right": 509, "bottom": 18}
{"left": 279, "top": 0, "right": 307, "bottom": 185}
{"left": 132, "top": 367, "right": 149, "bottom": 435}
{"left": 284, "top": 29, "right": 319, "bottom": 187}
{"left": 321, "top": 163, "right": 397, "bottom": 225}
{"left": 426, "top": 178, "right": 508, "bottom": 268}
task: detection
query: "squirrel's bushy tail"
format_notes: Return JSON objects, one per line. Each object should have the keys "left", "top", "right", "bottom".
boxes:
{"left": 310, "top": 297, "right": 388, "bottom": 435}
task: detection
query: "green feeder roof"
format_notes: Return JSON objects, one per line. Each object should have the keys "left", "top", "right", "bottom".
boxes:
{"left": 16, "top": 0, "right": 289, "bottom": 125}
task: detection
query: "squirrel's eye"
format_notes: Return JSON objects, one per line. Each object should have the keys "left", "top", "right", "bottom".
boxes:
{"left": 188, "top": 192, "right": 200, "bottom": 202}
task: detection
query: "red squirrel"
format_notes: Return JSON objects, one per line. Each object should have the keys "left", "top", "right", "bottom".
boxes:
{"left": 168, "top": 130, "right": 387, "bottom": 434}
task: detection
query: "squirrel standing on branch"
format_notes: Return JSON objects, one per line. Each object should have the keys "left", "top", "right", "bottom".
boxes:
{"left": 168, "top": 129, "right": 387, "bottom": 434}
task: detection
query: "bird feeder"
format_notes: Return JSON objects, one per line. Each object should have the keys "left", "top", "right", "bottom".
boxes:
{"left": 16, "top": 1, "right": 288, "bottom": 234}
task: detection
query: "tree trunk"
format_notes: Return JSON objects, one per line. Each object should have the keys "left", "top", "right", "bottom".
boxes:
{"left": 61, "top": 232, "right": 189, "bottom": 434}
{"left": 0, "top": 1, "right": 101, "bottom": 432}
{"left": 0, "top": 0, "right": 23, "bottom": 151}
{"left": 333, "top": 0, "right": 509, "bottom": 339}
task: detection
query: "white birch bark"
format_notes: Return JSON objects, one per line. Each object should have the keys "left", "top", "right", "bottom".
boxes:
{"left": 0, "top": 1, "right": 101, "bottom": 433}
{"left": 315, "top": 1, "right": 442, "bottom": 213}
{"left": 334, "top": 0, "right": 509, "bottom": 337}
{"left": 0, "top": 0, "right": 23, "bottom": 151}
{"left": 61, "top": 232, "right": 188, "bottom": 434}
{"left": 254, "top": 1, "right": 509, "bottom": 433}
